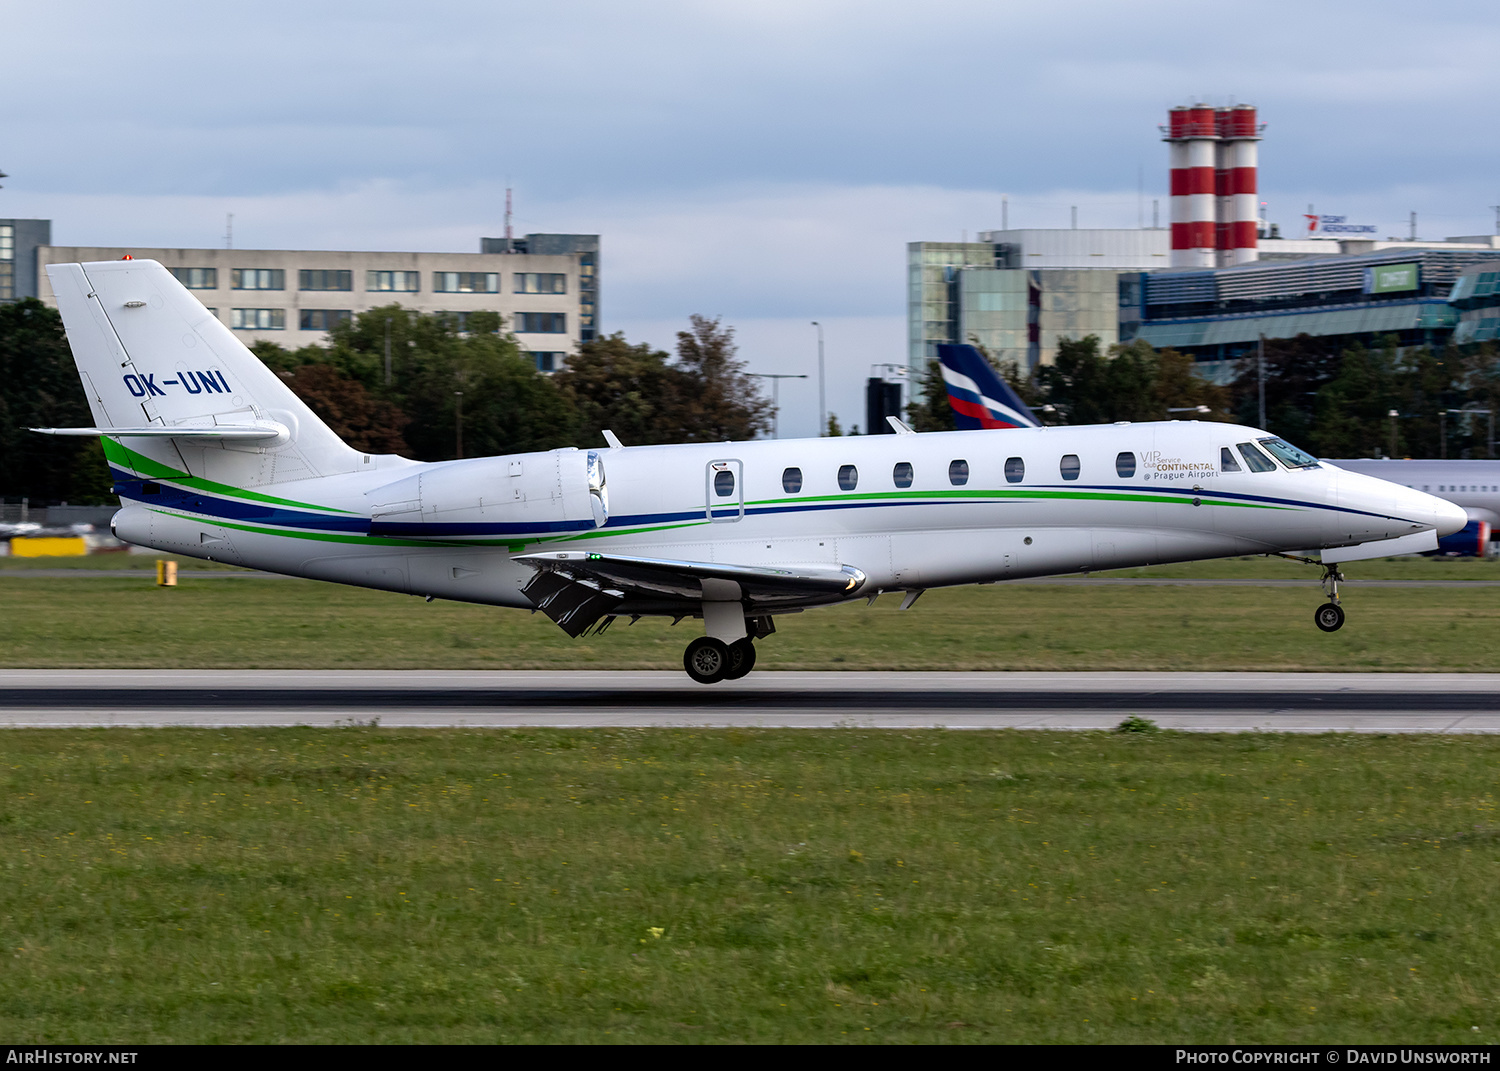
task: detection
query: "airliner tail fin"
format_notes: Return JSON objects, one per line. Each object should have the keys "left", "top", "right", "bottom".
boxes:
{"left": 45, "top": 259, "right": 362, "bottom": 484}
{"left": 936, "top": 343, "right": 1041, "bottom": 430}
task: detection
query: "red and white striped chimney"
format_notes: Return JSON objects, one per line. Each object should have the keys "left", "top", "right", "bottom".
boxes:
{"left": 1165, "top": 104, "right": 1218, "bottom": 268}
{"left": 1215, "top": 105, "right": 1260, "bottom": 265}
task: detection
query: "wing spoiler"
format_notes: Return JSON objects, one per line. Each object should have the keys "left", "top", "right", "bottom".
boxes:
{"left": 513, "top": 550, "right": 866, "bottom": 637}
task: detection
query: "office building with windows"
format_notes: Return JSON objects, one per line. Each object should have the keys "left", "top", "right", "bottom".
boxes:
{"left": 0, "top": 218, "right": 51, "bottom": 302}
{"left": 32, "top": 233, "right": 599, "bottom": 372}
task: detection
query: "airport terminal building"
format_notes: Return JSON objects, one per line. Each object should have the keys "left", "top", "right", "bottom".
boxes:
{"left": 1123, "top": 245, "right": 1500, "bottom": 369}
{"left": 909, "top": 228, "right": 1500, "bottom": 384}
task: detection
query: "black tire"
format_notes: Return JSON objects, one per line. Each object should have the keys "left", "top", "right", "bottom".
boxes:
{"left": 1314, "top": 602, "right": 1345, "bottom": 632}
{"left": 684, "top": 637, "right": 731, "bottom": 684}
{"left": 721, "top": 639, "right": 757, "bottom": 680}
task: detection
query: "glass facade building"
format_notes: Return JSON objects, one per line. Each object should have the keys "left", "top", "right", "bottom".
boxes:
{"left": 908, "top": 233, "right": 1149, "bottom": 374}
{"left": 1125, "top": 249, "right": 1500, "bottom": 361}
{"left": 1450, "top": 269, "right": 1500, "bottom": 344}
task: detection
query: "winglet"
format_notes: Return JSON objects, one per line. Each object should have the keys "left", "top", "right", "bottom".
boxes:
{"left": 885, "top": 416, "right": 916, "bottom": 435}
{"left": 602, "top": 429, "right": 624, "bottom": 449}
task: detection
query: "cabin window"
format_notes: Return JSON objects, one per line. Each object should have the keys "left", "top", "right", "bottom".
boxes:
{"left": 893, "top": 461, "right": 914, "bottom": 489}
{"left": 1060, "top": 454, "right": 1080, "bottom": 481}
{"left": 838, "top": 464, "right": 858, "bottom": 491}
{"left": 1220, "top": 447, "right": 1242, "bottom": 473}
{"left": 1115, "top": 451, "right": 1136, "bottom": 478}
{"left": 1004, "top": 457, "right": 1025, "bottom": 484}
{"left": 948, "top": 459, "right": 969, "bottom": 486}
{"left": 782, "top": 467, "right": 803, "bottom": 493}
{"left": 1236, "top": 442, "right": 1277, "bottom": 473}
{"left": 713, "top": 470, "right": 735, "bottom": 498}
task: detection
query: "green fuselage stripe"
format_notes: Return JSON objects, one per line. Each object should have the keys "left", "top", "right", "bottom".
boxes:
{"left": 103, "top": 437, "right": 357, "bottom": 514}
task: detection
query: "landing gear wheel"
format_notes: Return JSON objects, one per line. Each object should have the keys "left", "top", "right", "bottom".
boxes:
{"left": 1314, "top": 602, "right": 1345, "bottom": 632}
{"left": 684, "top": 637, "right": 731, "bottom": 684}
{"left": 721, "top": 639, "right": 757, "bottom": 680}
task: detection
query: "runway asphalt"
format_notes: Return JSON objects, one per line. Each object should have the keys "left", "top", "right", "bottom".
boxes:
{"left": 3, "top": 670, "right": 1499, "bottom": 732}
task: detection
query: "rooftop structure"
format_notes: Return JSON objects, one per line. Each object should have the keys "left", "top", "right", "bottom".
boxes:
{"left": 1163, "top": 103, "right": 1262, "bottom": 268}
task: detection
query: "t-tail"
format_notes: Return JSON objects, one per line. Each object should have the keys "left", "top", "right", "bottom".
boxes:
{"left": 36, "top": 259, "right": 368, "bottom": 499}
{"left": 936, "top": 343, "right": 1040, "bottom": 430}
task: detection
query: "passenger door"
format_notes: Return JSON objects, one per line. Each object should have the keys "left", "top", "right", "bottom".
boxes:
{"left": 706, "top": 459, "right": 744, "bottom": 522}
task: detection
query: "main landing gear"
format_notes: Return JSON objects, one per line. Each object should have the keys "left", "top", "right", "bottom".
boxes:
{"left": 683, "top": 636, "right": 757, "bottom": 684}
{"left": 683, "top": 613, "right": 773, "bottom": 684}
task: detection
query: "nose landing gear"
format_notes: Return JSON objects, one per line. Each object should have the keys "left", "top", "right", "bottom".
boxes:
{"left": 1278, "top": 553, "right": 1347, "bottom": 632}
{"left": 1315, "top": 561, "right": 1345, "bottom": 632}
{"left": 1314, "top": 600, "right": 1345, "bottom": 632}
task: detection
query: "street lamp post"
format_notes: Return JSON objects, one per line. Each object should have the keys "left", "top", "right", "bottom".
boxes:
{"left": 1443, "top": 408, "right": 1495, "bottom": 459}
{"left": 455, "top": 391, "right": 464, "bottom": 459}
{"left": 1257, "top": 334, "right": 1267, "bottom": 430}
{"left": 1388, "top": 409, "right": 1399, "bottom": 459}
{"left": 811, "top": 321, "right": 825, "bottom": 436}
{"left": 747, "top": 373, "right": 808, "bottom": 439}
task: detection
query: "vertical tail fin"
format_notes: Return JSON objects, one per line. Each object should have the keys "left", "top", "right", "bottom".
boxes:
{"left": 936, "top": 343, "right": 1041, "bottom": 430}
{"left": 46, "top": 259, "right": 362, "bottom": 485}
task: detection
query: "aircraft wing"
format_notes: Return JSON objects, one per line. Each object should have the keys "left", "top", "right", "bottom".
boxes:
{"left": 513, "top": 550, "right": 867, "bottom": 637}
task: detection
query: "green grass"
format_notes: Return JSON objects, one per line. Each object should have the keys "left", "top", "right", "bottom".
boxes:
{"left": 3, "top": 567, "right": 1500, "bottom": 670}
{"left": 0, "top": 552, "right": 247, "bottom": 571}
{"left": 2, "top": 728, "right": 1498, "bottom": 1043}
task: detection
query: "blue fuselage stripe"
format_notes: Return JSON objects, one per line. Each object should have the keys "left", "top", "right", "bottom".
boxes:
{"left": 110, "top": 468, "right": 1415, "bottom": 540}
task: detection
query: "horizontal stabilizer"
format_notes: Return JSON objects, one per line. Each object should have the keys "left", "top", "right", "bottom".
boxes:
{"left": 31, "top": 422, "right": 289, "bottom": 442}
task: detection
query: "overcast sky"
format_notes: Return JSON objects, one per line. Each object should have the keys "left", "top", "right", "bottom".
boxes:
{"left": 5, "top": 0, "right": 1498, "bottom": 436}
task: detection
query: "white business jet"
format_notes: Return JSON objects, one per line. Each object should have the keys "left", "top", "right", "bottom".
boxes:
{"left": 35, "top": 260, "right": 1467, "bottom": 683}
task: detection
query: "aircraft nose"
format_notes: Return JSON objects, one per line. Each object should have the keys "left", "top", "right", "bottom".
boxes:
{"left": 1395, "top": 484, "right": 1468, "bottom": 537}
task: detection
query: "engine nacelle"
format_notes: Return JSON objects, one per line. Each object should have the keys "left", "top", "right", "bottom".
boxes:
{"left": 365, "top": 448, "right": 608, "bottom": 539}
{"left": 1435, "top": 518, "right": 1491, "bottom": 557}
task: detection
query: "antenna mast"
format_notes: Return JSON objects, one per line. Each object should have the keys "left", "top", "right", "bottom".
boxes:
{"left": 505, "top": 186, "right": 513, "bottom": 251}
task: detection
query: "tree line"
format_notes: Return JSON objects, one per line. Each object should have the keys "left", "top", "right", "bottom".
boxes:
{"left": 906, "top": 333, "right": 1500, "bottom": 459}
{"left": 0, "top": 300, "right": 770, "bottom": 505}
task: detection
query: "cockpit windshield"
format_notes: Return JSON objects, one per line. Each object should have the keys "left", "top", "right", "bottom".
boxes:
{"left": 1236, "top": 442, "right": 1277, "bottom": 473}
{"left": 1258, "top": 438, "right": 1321, "bottom": 469}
